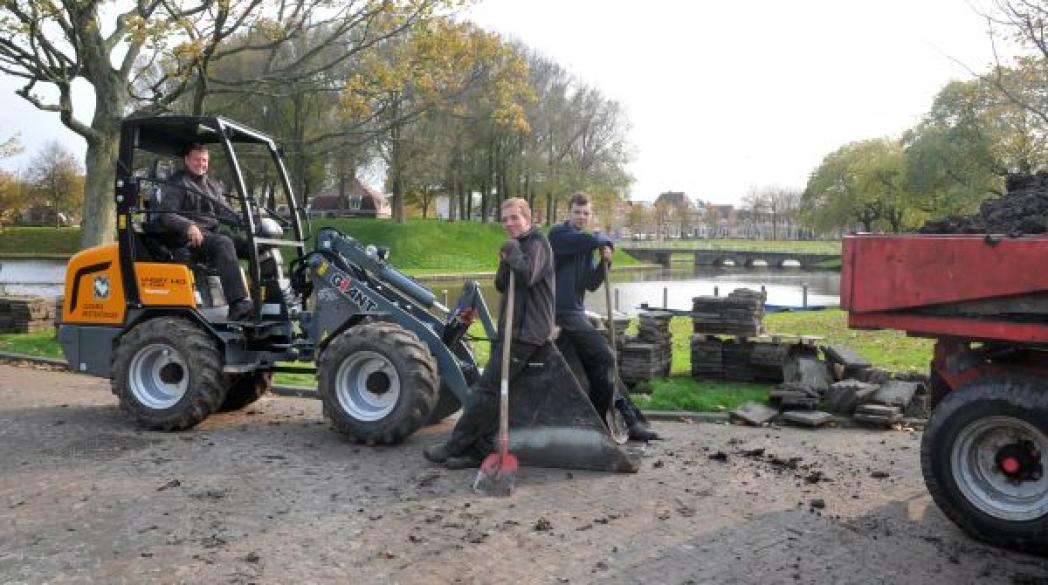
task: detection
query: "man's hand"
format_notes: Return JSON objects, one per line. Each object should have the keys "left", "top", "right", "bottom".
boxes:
{"left": 601, "top": 246, "right": 613, "bottom": 261}
{"left": 499, "top": 239, "right": 520, "bottom": 260}
{"left": 186, "top": 224, "right": 204, "bottom": 247}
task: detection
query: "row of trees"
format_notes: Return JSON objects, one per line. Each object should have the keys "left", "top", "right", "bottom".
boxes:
{"left": 800, "top": 1, "right": 1048, "bottom": 233}
{"left": 0, "top": 2, "right": 632, "bottom": 248}
{"left": 0, "top": 139, "right": 83, "bottom": 228}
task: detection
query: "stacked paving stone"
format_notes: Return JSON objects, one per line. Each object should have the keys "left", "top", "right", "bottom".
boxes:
{"left": 0, "top": 296, "right": 55, "bottom": 333}
{"left": 690, "top": 336, "right": 789, "bottom": 383}
{"left": 617, "top": 311, "right": 673, "bottom": 387}
{"left": 690, "top": 336, "right": 723, "bottom": 377}
{"left": 690, "top": 288, "right": 766, "bottom": 337}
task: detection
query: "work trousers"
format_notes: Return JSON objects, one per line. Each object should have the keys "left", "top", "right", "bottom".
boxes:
{"left": 444, "top": 340, "right": 545, "bottom": 459}
{"left": 192, "top": 230, "right": 251, "bottom": 303}
{"left": 556, "top": 312, "right": 616, "bottom": 422}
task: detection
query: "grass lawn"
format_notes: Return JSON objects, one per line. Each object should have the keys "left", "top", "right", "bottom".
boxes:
{"left": 0, "top": 330, "right": 64, "bottom": 358}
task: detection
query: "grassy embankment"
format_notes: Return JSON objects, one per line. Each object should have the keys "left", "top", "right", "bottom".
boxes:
{"left": 0, "top": 220, "right": 641, "bottom": 272}
{"left": 0, "top": 227, "right": 81, "bottom": 258}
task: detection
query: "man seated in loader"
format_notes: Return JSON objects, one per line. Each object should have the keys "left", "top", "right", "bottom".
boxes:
{"left": 548, "top": 192, "right": 659, "bottom": 441}
{"left": 423, "top": 197, "right": 556, "bottom": 470}
{"left": 156, "top": 143, "right": 254, "bottom": 321}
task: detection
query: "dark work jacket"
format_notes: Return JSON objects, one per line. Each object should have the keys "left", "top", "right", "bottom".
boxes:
{"left": 494, "top": 227, "right": 555, "bottom": 346}
{"left": 157, "top": 170, "right": 229, "bottom": 237}
{"left": 547, "top": 221, "right": 613, "bottom": 316}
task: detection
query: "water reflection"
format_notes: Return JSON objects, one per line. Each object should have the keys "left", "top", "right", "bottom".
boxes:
{"left": 426, "top": 266, "right": 840, "bottom": 316}
{"left": 0, "top": 258, "right": 841, "bottom": 315}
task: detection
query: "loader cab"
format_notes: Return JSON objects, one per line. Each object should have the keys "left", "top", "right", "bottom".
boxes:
{"left": 113, "top": 116, "right": 310, "bottom": 325}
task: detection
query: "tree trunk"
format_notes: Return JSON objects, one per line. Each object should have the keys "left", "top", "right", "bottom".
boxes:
{"left": 480, "top": 181, "right": 489, "bottom": 223}
{"left": 79, "top": 132, "right": 120, "bottom": 248}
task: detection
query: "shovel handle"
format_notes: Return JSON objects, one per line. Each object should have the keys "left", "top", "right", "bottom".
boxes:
{"left": 603, "top": 262, "right": 616, "bottom": 351}
{"left": 498, "top": 271, "right": 515, "bottom": 454}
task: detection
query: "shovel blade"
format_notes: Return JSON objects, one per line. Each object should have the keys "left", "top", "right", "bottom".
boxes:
{"left": 473, "top": 452, "right": 518, "bottom": 497}
{"left": 508, "top": 344, "right": 639, "bottom": 473}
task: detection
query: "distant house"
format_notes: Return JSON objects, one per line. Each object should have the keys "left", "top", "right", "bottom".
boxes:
{"left": 309, "top": 177, "right": 391, "bottom": 219}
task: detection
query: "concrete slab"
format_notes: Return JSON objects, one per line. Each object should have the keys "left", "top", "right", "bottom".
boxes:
{"left": 729, "top": 401, "right": 780, "bottom": 426}
{"left": 871, "top": 381, "right": 921, "bottom": 408}
{"left": 781, "top": 410, "right": 835, "bottom": 428}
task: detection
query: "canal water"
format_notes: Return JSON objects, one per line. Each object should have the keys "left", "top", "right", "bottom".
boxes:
{"left": 0, "top": 259, "right": 840, "bottom": 315}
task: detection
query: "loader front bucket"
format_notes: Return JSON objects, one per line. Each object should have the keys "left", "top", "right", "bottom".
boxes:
{"left": 507, "top": 343, "right": 639, "bottom": 473}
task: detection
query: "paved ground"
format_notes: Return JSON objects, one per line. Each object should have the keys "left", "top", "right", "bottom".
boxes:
{"left": 1, "top": 362, "right": 1047, "bottom": 584}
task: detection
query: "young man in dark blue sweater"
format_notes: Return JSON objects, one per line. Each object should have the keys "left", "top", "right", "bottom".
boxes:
{"left": 547, "top": 193, "right": 659, "bottom": 441}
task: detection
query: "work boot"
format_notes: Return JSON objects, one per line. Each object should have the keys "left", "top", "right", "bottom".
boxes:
{"left": 628, "top": 421, "right": 661, "bottom": 442}
{"left": 227, "top": 298, "right": 254, "bottom": 321}
{"left": 423, "top": 443, "right": 453, "bottom": 464}
{"left": 443, "top": 454, "right": 483, "bottom": 470}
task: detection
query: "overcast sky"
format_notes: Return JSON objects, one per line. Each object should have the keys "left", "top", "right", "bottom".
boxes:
{"left": 0, "top": 0, "right": 1003, "bottom": 205}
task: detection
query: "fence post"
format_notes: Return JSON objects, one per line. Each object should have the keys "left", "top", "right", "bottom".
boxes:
{"left": 802, "top": 283, "right": 808, "bottom": 308}
{"left": 442, "top": 289, "right": 448, "bottom": 307}
{"left": 713, "top": 286, "right": 719, "bottom": 297}
{"left": 615, "top": 288, "right": 620, "bottom": 312}
{"left": 663, "top": 286, "right": 668, "bottom": 309}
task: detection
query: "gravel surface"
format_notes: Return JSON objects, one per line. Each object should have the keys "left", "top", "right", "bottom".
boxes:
{"left": 1, "top": 364, "right": 1046, "bottom": 584}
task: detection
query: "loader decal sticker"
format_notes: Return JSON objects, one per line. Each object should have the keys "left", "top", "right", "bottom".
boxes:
{"left": 93, "top": 275, "right": 110, "bottom": 300}
{"left": 347, "top": 287, "right": 378, "bottom": 312}
{"left": 316, "top": 260, "right": 329, "bottom": 276}
{"left": 325, "top": 267, "right": 378, "bottom": 312}
{"left": 333, "top": 273, "right": 352, "bottom": 293}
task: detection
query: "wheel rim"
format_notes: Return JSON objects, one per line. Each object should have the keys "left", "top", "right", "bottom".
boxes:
{"left": 335, "top": 350, "right": 401, "bottom": 422}
{"left": 951, "top": 415, "right": 1048, "bottom": 522}
{"left": 128, "top": 343, "right": 189, "bottom": 410}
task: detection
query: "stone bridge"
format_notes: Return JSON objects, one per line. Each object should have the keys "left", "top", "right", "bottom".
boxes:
{"left": 622, "top": 247, "right": 840, "bottom": 268}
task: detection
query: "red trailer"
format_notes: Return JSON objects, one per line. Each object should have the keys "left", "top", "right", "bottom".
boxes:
{"left": 842, "top": 233, "right": 1048, "bottom": 553}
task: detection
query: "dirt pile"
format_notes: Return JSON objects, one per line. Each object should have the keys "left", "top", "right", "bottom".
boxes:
{"left": 919, "top": 173, "right": 1048, "bottom": 235}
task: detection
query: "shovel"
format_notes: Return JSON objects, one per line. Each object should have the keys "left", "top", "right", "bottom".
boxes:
{"left": 603, "top": 260, "right": 630, "bottom": 444}
{"left": 473, "top": 271, "right": 518, "bottom": 497}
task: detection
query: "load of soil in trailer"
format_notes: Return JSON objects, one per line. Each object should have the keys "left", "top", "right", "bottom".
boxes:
{"left": 919, "top": 173, "right": 1048, "bottom": 235}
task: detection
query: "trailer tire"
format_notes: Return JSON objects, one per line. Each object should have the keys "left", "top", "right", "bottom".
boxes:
{"left": 921, "top": 377, "right": 1048, "bottom": 554}
{"left": 112, "top": 317, "right": 226, "bottom": 431}
{"left": 319, "top": 322, "right": 438, "bottom": 445}
{"left": 221, "top": 371, "right": 273, "bottom": 411}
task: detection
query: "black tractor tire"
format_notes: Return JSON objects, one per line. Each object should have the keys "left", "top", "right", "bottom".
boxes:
{"left": 318, "top": 321, "right": 439, "bottom": 445}
{"left": 921, "top": 376, "right": 1048, "bottom": 555}
{"left": 111, "top": 317, "right": 226, "bottom": 431}
{"left": 221, "top": 370, "right": 273, "bottom": 411}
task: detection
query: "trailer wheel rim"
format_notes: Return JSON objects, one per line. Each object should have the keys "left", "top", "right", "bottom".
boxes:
{"left": 951, "top": 415, "right": 1048, "bottom": 522}
{"left": 335, "top": 351, "right": 401, "bottom": 422}
{"left": 128, "top": 343, "right": 189, "bottom": 410}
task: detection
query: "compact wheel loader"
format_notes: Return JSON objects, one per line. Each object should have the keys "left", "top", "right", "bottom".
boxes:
{"left": 59, "top": 115, "right": 636, "bottom": 472}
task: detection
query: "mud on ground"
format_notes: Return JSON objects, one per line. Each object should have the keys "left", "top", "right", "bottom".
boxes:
{"left": 1, "top": 364, "right": 1047, "bottom": 584}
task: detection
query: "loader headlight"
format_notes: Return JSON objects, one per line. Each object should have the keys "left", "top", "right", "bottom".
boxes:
{"left": 366, "top": 244, "right": 378, "bottom": 258}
